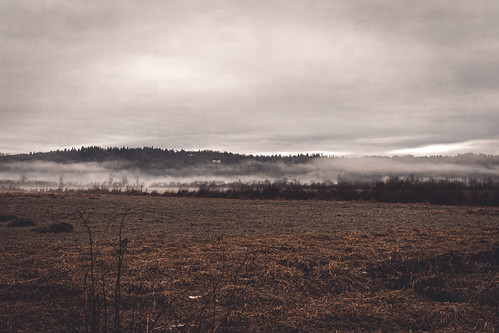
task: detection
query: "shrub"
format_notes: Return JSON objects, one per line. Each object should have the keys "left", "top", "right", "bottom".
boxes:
{"left": 32, "top": 222, "right": 74, "bottom": 233}
{"left": 8, "top": 218, "right": 36, "bottom": 227}
{"left": 0, "top": 213, "right": 17, "bottom": 222}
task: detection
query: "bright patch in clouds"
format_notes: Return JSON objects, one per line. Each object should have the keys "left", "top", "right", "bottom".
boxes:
{"left": 105, "top": 55, "right": 246, "bottom": 94}
{"left": 391, "top": 140, "right": 499, "bottom": 156}
{"left": 391, "top": 143, "right": 469, "bottom": 156}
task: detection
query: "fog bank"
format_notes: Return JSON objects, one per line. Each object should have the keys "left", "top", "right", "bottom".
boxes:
{"left": 1, "top": 155, "right": 499, "bottom": 191}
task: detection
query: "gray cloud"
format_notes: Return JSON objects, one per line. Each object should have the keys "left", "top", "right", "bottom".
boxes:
{"left": 1, "top": 0, "right": 498, "bottom": 155}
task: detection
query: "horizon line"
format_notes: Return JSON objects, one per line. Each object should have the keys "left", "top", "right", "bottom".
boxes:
{"left": 1, "top": 145, "right": 498, "bottom": 159}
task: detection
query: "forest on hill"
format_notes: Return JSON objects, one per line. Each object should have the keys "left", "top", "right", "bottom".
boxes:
{"left": 1, "top": 147, "right": 499, "bottom": 205}
{"left": 1, "top": 147, "right": 499, "bottom": 189}
{"left": 0, "top": 146, "right": 322, "bottom": 170}
{"left": 1, "top": 146, "right": 499, "bottom": 171}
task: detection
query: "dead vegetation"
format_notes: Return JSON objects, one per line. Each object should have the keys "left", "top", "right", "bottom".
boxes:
{"left": 7, "top": 217, "right": 36, "bottom": 228}
{"left": 1, "top": 213, "right": 36, "bottom": 228}
{"left": 32, "top": 222, "right": 74, "bottom": 234}
{"left": 0, "top": 193, "right": 497, "bottom": 332}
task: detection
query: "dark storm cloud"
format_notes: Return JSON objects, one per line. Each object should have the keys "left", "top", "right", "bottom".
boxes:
{"left": 1, "top": 0, "right": 498, "bottom": 155}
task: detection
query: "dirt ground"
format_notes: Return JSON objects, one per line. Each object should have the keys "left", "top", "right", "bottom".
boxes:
{"left": 1, "top": 192, "right": 498, "bottom": 332}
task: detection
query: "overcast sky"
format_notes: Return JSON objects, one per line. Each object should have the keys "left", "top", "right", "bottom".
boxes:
{"left": 1, "top": 0, "right": 498, "bottom": 156}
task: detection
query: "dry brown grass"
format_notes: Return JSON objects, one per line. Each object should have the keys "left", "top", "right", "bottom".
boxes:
{"left": 0, "top": 193, "right": 498, "bottom": 332}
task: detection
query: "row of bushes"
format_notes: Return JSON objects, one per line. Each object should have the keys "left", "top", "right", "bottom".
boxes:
{"left": 34, "top": 178, "right": 499, "bottom": 206}
{"left": 163, "top": 179, "right": 499, "bottom": 206}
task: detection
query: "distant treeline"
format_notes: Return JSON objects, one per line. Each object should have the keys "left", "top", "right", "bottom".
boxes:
{"left": 173, "top": 178, "right": 499, "bottom": 206}
{"left": 1, "top": 146, "right": 499, "bottom": 171}
{"left": 70, "top": 178, "right": 499, "bottom": 206}
{"left": 2, "top": 147, "right": 499, "bottom": 195}
{"left": 0, "top": 146, "right": 322, "bottom": 169}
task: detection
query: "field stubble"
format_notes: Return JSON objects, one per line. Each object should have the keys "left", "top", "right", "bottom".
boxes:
{"left": 0, "top": 193, "right": 498, "bottom": 332}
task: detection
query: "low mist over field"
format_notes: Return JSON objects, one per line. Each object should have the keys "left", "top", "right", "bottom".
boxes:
{"left": 1, "top": 147, "right": 498, "bottom": 190}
